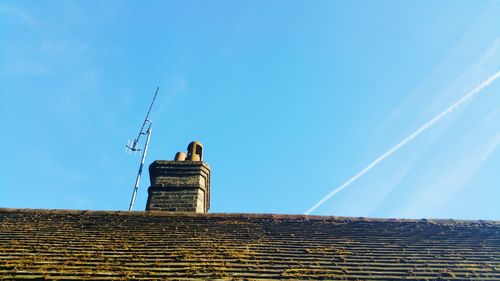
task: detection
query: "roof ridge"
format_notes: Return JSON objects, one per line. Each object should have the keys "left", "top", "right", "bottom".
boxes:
{"left": 1, "top": 207, "right": 499, "bottom": 225}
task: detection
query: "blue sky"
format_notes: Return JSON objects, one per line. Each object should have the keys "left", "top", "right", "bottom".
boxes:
{"left": 1, "top": 1, "right": 499, "bottom": 220}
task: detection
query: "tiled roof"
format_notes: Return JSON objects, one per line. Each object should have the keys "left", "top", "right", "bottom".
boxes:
{"left": 0, "top": 208, "right": 499, "bottom": 280}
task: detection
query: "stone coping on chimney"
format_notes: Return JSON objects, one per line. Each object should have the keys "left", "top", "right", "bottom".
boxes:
{"left": 149, "top": 160, "right": 211, "bottom": 169}
{"left": 148, "top": 160, "right": 211, "bottom": 186}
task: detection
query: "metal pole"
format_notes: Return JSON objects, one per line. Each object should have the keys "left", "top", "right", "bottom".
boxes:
{"left": 128, "top": 123, "right": 152, "bottom": 211}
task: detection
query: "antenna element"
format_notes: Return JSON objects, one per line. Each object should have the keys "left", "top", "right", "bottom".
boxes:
{"left": 126, "top": 87, "right": 159, "bottom": 211}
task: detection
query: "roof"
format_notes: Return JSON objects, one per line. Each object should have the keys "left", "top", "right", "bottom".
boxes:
{"left": 1, "top": 208, "right": 499, "bottom": 280}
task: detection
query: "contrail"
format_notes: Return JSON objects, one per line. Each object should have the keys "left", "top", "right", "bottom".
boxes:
{"left": 305, "top": 70, "right": 500, "bottom": 215}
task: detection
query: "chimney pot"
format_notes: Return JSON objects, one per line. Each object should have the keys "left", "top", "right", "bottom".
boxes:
{"left": 186, "top": 141, "right": 203, "bottom": 161}
{"left": 174, "top": 151, "right": 186, "bottom": 161}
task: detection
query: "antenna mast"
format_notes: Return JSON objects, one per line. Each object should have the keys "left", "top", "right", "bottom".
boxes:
{"left": 126, "top": 87, "right": 159, "bottom": 211}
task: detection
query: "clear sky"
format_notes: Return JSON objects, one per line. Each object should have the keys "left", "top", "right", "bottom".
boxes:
{"left": 1, "top": 1, "right": 499, "bottom": 220}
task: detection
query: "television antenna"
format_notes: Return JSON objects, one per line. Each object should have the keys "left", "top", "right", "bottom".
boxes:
{"left": 126, "top": 87, "right": 159, "bottom": 211}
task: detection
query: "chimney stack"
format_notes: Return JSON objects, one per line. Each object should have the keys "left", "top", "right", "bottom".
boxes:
{"left": 145, "top": 141, "right": 210, "bottom": 213}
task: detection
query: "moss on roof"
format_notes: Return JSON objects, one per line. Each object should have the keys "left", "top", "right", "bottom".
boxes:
{"left": 1, "top": 208, "right": 499, "bottom": 280}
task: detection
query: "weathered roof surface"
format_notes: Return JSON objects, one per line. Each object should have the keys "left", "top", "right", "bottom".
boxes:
{"left": 0, "top": 208, "right": 499, "bottom": 280}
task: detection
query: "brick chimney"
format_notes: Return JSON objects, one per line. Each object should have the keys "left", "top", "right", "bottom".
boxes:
{"left": 145, "top": 141, "right": 210, "bottom": 213}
